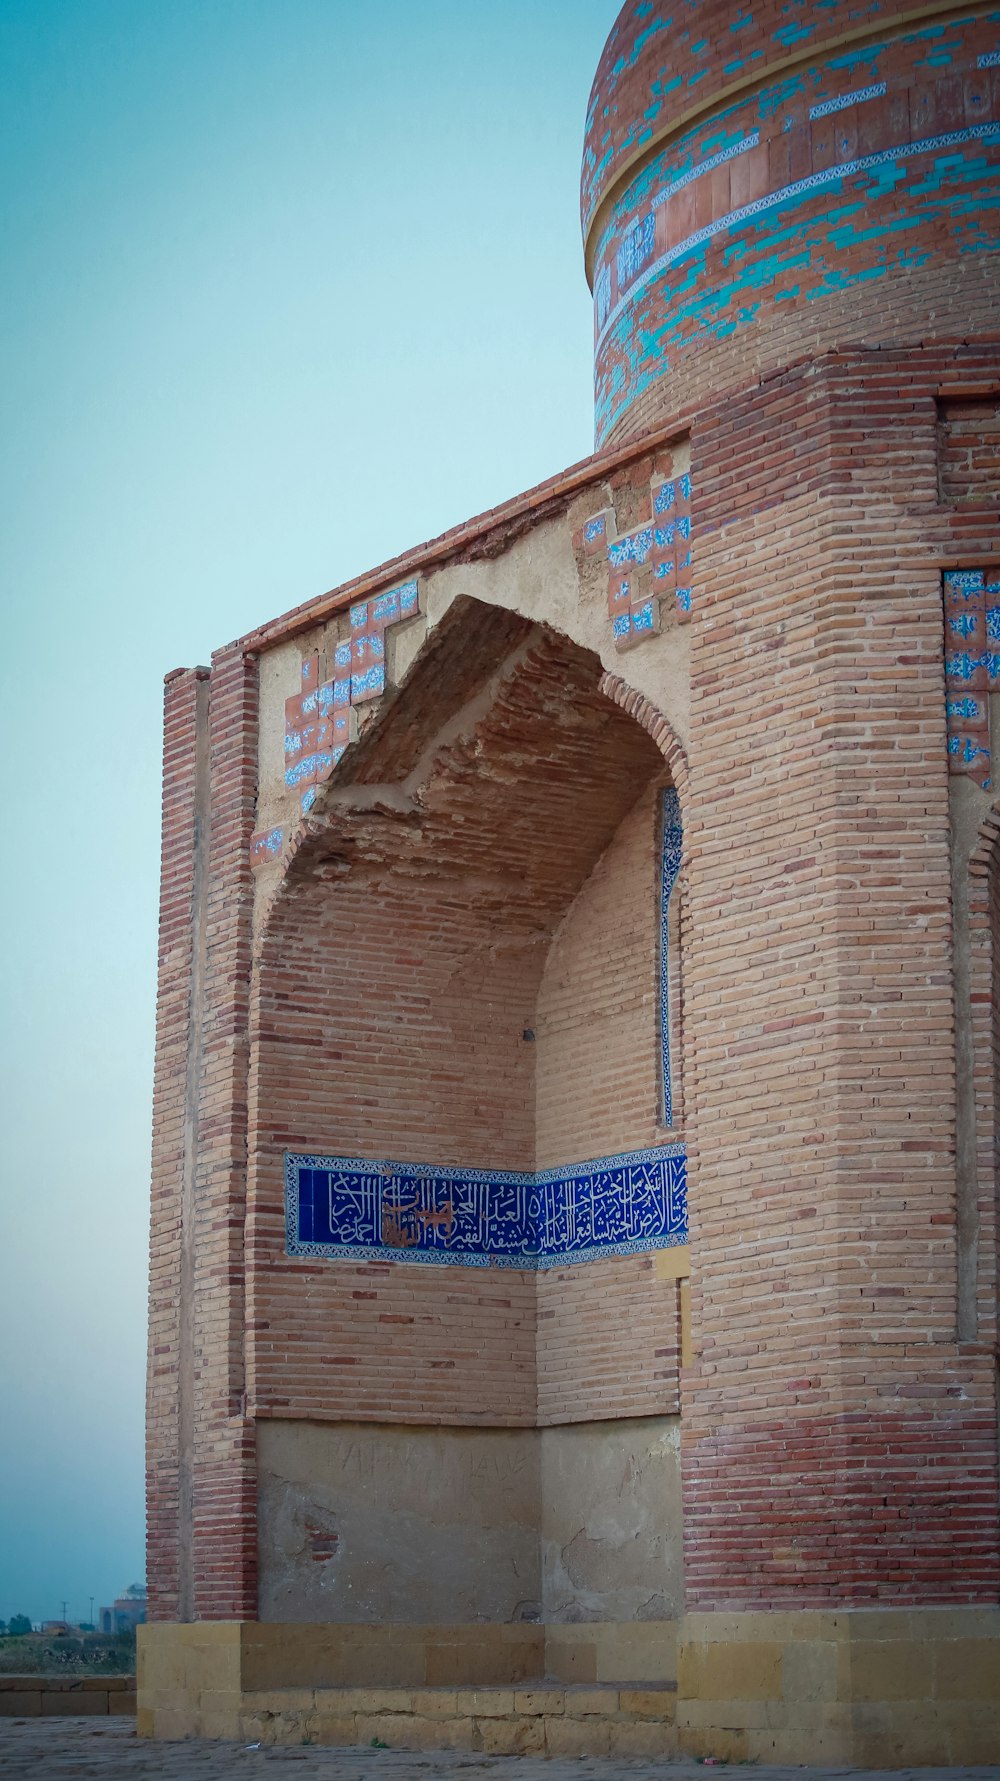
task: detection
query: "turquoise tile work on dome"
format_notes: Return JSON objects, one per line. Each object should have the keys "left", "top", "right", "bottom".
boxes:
{"left": 581, "top": 0, "right": 901, "bottom": 238}
{"left": 587, "top": 7, "right": 1000, "bottom": 442}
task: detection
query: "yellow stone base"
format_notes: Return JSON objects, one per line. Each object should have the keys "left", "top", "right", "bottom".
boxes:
{"left": 678, "top": 1609, "right": 1000, "bottom": 1766}
{"left": 137, "top": 1623, "right": 679, "bottom": 1754}
{"left": 138, "top": 1609, "right": 1000, "bottom": 1763}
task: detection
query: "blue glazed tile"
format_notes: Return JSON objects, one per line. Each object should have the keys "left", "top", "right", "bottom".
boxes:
{"left": 284, "top": 1142, "right": 687, "bottom": 1269}
{"left": 950, "top": 612, "right": 981, "bottom": 638}
{"left": 595, "top": 264, "right": 612, "bottom": 329}
{"left": 609, "top": 526, "right": 655, "bottom": 568}
{"left": 945, "top": 570, "right": 986, "bottom": 597}
{"left": 616, "top": 211, "right": 656, "bottom": 291}
{"left": 594, "top": 124, "right": 1000, "bottom": 361}
{"left": 947, "top": 651, "right": 987, "bottom": 684}
{"left": 352, "top": 664, "right": 386, "bottom": 700}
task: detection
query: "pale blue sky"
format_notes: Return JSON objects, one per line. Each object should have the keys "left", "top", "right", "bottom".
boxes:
{"left": 0, "top": 0, "right": 619, "bottom": 1625}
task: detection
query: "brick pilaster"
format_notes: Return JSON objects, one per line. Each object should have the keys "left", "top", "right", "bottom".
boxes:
{"left": 681, "top": 349, "right": 1000, "bottom": 1608}
{"left": 190, "top": 645, "right": 259, "bottom": 1620}
{"left": 146, "top": 667, "right": 210, "bottom": 1622}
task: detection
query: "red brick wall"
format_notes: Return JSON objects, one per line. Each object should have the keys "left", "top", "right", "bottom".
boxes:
{"left": 247, "top": 875, "right": 543, "bottom": 1426}
{"left": 938, "top": 395, "right": 1000, "bottom": 506}
{"left": 534, "top": 777, "right": 683, "bottom": 1425}
{"left": 681, "top": 342, "right": 1000, "bottom": 1608}
{"left": 538, "top": 1254, "right": 682, "bottom": 1426}
{"left": 536, "top": 780, "right": 670, "bottom": 1166}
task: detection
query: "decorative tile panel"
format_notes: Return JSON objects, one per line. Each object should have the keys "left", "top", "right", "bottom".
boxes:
{"left": 278, "top": 577, "right": 422, "bottom": 823}
{"left": 660, "top": 788, "right": 683, "bottom": 1127}
{"left": 944, "top": 567, "right": 1000, "bottom": 788}
{"left": 250, "top": 826, "right": 284, "bottom": 870}
{"left": 576, "top": 464, "right": 692, "bottom": 647}
{"left": 285, "top": 1143, "right": 687, "bottom": 1269}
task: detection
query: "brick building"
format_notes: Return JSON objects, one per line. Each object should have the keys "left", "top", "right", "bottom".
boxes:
{"left": 140, "top": 0, "right": 1000, "bottom": 1761}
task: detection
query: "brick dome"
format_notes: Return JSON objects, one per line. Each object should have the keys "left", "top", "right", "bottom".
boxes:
{"left": 581, "top": 0, "right": 905, "bottom": 244}
{"left": 583, "top": 0, "right": 1000, "bottom": 445}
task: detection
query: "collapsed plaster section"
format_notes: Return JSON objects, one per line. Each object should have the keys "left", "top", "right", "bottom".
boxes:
{"left": 249, "top": 491, "right": 691, "bottom": 907}
{"left": 286, "top": 603, "right": 669, "bottom": 931}
{"left": 256, "top": 1419, "right": 682, "bottom": 1628}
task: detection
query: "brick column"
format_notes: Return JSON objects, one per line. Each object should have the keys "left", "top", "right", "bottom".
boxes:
{"left": 147, "top": 667, "right": 210, "bottom": 1622}
{"left": 190, "top": 644, "right": 259, "bottom": 1620}
{"left": 681, "top": 351, "right": 1000, "bottom": 1609}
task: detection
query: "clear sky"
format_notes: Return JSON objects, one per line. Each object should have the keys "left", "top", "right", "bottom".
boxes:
{"left": 0, "top": 0, "right": 620, "bottom": 1625}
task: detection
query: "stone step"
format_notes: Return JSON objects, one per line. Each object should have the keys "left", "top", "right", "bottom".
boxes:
{"left": 236, "top": 1682, "right": 678, "bottom": 1757}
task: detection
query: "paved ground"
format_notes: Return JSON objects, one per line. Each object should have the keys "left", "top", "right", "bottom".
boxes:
{"left": 1, "top": 1721, "right": 999, "bottom": 1781}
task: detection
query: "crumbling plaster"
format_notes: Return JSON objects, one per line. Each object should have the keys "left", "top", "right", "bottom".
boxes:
{"left": 256, "top": 1418, "right": 682, "bottom": 1628}
{"left": 251, "top": 505, "right": 689, "bottom": 938}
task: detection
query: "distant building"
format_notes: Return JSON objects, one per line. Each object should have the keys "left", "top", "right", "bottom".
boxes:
{"left": 100, "top": 1584, "right": 146, "bottom": 1635}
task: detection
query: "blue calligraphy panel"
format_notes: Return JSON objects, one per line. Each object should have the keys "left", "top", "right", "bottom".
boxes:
{"left": 285, "top": 1145, "right": 687, "bottom": 1269}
